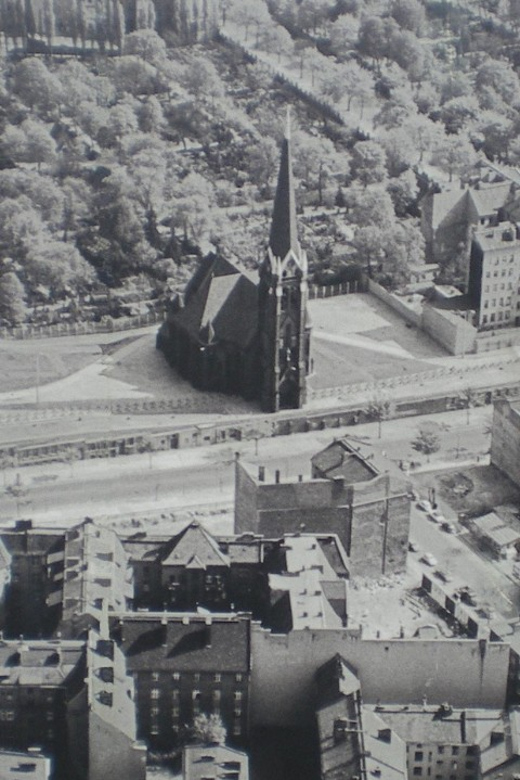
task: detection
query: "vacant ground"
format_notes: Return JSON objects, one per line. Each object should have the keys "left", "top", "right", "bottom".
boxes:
{"left": 0, "top": 293, "right": 446, "bottom": 404}
{"left": 348, "top": 573, "right": 454, "bottom": 639}
{"left": 413, "top": 464, "right": 520, "bottom": 517}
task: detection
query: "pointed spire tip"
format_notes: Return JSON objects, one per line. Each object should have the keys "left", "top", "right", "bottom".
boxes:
{"left": 285, "top": 106, "right": 291, "bottom": 141}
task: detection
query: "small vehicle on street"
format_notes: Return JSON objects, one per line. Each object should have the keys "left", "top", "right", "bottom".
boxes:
{"left": 417, "top": 499, "right": 432, "bottom": 512}
{"left": 408, "top": 541, "right": 420, "bottom": 553}
{"left": 441, "top": 521, "right": 457, "bottom": 534}
{"left": 420, "top": 552, "right": 438, "bottom": 567}
{"left": 434, "top": 570, "right": 453, "bottom": 583}
{"left": 428, "top": 510, "right": 445, "bottom": 524}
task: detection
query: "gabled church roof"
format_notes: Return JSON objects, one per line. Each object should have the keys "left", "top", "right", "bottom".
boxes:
{"left": 160, "top": 521, "right": 230, "bottom": 569}
{"left": 172, "top": 254, "right": 259, "bottom": 349}
{"left": 268, "top": 115, "right": 299, "bottom": 261}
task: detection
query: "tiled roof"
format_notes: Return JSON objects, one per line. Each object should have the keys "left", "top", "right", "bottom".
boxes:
{"left": 0, "top": 641, "right": 84, "bottom": 687}
{"left": 114, "top": 614, "right": 250, "bottom": 673}
{"left": 469, "top": 182, "right": 511, "bottom": 216}
{"left": 312, "top": 439, "right": 379, "bottom": 483}
{"left": 160, "top": 522, "right": 230, "bottom": 569}
{"left": 470, "top": 512, "right": 520, "bottom": 547}
{"left": 430, "top": 188, "right": 468, "bottom": 230}
{"left": 172, "top": 255, "right": 259, "bottom": 350}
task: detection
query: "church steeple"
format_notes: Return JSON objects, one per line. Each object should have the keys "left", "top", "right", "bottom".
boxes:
{"left": 257, "top": 111, "right": 312, "bottom": 414}
{"left": 268, "top": 110, "right": 299, "bottom": 262}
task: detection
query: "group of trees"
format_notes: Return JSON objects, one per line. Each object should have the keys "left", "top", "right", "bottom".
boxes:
{"left": 0, "top": 0, "right": 218, "bottom": 52}
{"left": 2, "top": 0, "right": 520, "bottom": 323}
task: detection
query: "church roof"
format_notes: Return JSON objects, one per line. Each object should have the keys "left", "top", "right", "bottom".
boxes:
{"left": 172, "top": 255, "right": 259, "bottom": 349}
{"left": 160, "top": 521, "right": 230, "bottom": 569}
{"left": 269, "top": 121, "right": 299, "bottom": 260}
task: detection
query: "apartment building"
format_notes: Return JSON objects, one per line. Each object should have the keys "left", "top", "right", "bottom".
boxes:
{"left": 490, "top": 396, "right": 520, "bottom": 488}
{"left": 110, "top": 613, "right": 251, "bottom": 749}
{"left": 468, "top": 223, "right": 520, "bottom": 330}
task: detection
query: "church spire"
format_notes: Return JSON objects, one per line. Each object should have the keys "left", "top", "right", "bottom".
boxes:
{"left": 268, "top": 109, "right": 299, "bottom": 261}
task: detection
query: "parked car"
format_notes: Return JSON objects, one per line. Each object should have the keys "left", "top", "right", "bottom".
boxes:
{"left": 428, "top": 510, "right": 445, "bottom": 524}
{"left": 421, "top": 552, "right": 438, "bottom": 567}
{"left": 408, "top": 541, "right": 420, "bottom": 553}
{"left": 434, "top": 570, "right": 453, "bottom": 583}
{"left": 441, "top": 522, "right": 457, "bottom": 534}
{"left": 417, "top": 499, "right": 433, "bottom": 512}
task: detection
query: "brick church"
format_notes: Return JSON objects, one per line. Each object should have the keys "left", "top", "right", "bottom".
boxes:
{"left": 157, "top": 120, "right": 312, "bottom": 413}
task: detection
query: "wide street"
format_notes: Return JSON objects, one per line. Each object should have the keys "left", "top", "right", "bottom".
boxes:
{"left": 0, "top": 406, "right": 492, "bottom": 526}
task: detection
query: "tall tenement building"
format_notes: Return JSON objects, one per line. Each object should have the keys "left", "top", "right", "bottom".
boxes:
{"left": 468, "top": 223, "right": 520, "bottom": 330}
{"left": 157, "top": 119, "right": 312, "bottom": 412}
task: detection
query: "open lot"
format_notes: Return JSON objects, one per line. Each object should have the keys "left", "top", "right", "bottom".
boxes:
{"left": 308, "top": 293, "right": 445, "bottom": 390}
{"left": 413, "top": 464, "right": 520, "bottom": 518}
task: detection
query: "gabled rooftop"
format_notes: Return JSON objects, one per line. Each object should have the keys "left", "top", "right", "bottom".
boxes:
{"left": 160, "top": 521, "right": 230, "bottom": 569}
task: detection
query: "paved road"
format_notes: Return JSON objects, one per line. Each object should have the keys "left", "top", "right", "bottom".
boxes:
{"left": 0, "top": 408, "right": 492, "bottom": 525}
{"left": 408, "top": 507, "right": 520, "bottom": 621}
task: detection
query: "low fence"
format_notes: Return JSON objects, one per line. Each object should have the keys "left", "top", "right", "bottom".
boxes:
{"left": 476, "top": 326, "right": 520, "bottom": 353}
{"left": 0, "top": 310, "right": 163, "bottom": 340}
{"left": 308, "top": 279, "right": 366, "bottom": 299}
{"left": 307, "top": 355, "right": 519, "bottom": 404}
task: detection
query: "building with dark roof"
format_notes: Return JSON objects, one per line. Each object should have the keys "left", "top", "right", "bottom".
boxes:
{"left": 315, "top": 655, "right": 407, "bottom": 780}
{"left": 0, "top": 523, "right": 64, "bottom": 638}
{"left": 420, "top": 179, "right": 517, "bottom": 266}
{"left": 157, "top": 119, "right": 312, "bottom": 413}
{"left": 124, "top": 523, "right": 269, "bottom": 616}
{"left": 0, "top": 637, "right": 85, "bottom": 775}
{"left": 110, "top": 612, "right": 251, "bottom": 749}
{"left": 235, "top": 438, "right": 411, "bottom": 578}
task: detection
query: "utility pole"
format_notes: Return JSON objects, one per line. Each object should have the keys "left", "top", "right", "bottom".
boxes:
{"left": 381, "top": 472, "right": 390, "bottom": 576}
{"left": 35, "top": 353, "right": 40, "bottom": 407}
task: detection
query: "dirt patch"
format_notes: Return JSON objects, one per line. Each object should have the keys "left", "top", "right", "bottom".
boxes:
{"left": 414, "top": 465, "right": 520, "bottom": 517}
{"left": 99, "top": 336, "right": 141, "bottom": 355}
{"left": 104, "top": 333, "right": 257, "bottom": 415}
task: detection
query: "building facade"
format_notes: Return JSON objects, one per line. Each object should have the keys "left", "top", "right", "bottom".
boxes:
{"left": 490, "top": 397, "right": 520, "bottom": 488}
{"left": 110, "top": 613, "right": 251, "bottom": 749}
{"left": 468, "top": 223, "right": 520, "bottom": 330}
{"left": 235, "top": 438, "right": 411, "bottom": 578}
